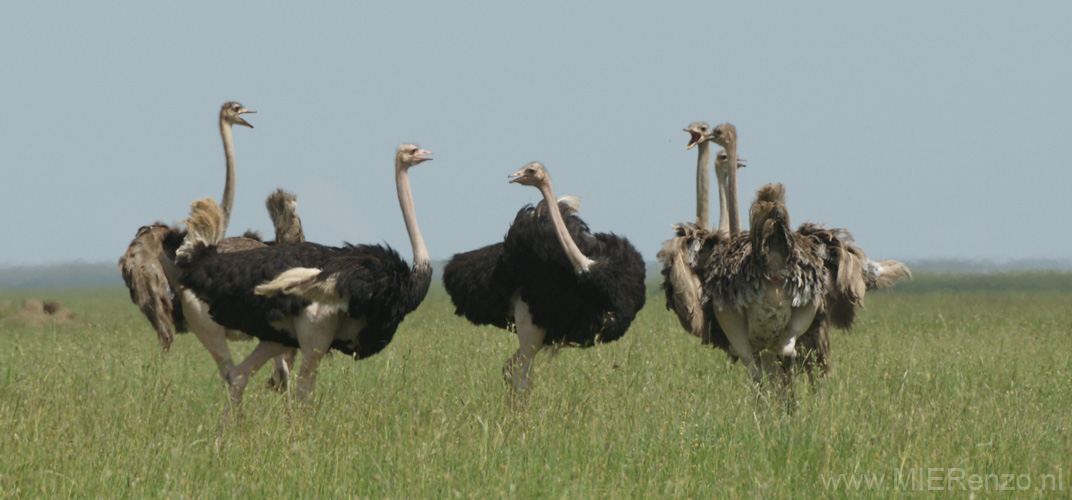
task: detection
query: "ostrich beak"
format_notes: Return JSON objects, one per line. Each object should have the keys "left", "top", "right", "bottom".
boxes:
{"left": 414, "top": 149, "right": 433, "bottom": 163}
{"left": 685, "top": 130, "right": 702, "bottom": 150}
{"left": 236, "top": 109, "right": 256, "bottom": 129}
{"left": 508, "top": 170, "right": 527, "bottom": 183}
{"left": 737, "top": 156, "right": 747, "bottom": 168}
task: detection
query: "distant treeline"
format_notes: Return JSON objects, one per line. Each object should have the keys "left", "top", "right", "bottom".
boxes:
{"left": 1, "top": 259, "right": 1070, "bottom": 289}
{"left": 889, "top": 271, "right": 1072, "bottom": 294}
{"left": 900, "top": 258, "right": 1072, "bottom": 274}
{"left": 0, "top": 262, "right": 124, "bottom": 288}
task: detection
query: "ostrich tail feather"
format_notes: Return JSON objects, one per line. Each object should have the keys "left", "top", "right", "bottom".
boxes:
{"left": 176, "top": 197, "right": 226, "bottom": 264}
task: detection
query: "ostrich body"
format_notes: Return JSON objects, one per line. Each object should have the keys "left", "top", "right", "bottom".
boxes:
{"left": 443, "top": 162, "right": 646, "bottom": 392}
{"left": 117, "top": 102, "right": 300, "bottom": 387}
{"left": 173, "top": 144, "right": 434, "bottom": 402}
{"left": 704, "top": 184, "right": 826, "bottom": 384}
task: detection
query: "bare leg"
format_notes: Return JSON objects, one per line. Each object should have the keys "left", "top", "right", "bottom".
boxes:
{"left": 293, "top": 311, "right": 337, "bottom": 403}
{"left": 267, "top": 348, "right": 297, "bottom": 392}
{"left": 757, "top": 351, "right": 781, "bottom": 385}
{"left": 226, "top": 341, "right": 291, "bottom": 404}
{"left": 504, "top": 297, "right": 545, "bottom": 392}
{"left": 778, "top": 302, "right": 818, "bottom": 359}
{"left": 712, "top": 306, "right": 760, "bottom": 383}
{"left": 182, "top": 291, "right": 235, "bottom": 381}
{"left": 796, "top": 318, "right": 830, "bottom": 383}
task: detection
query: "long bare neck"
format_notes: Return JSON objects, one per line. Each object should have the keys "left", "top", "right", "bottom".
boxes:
{"left": 395, "top": 164, "right": 430, "bottom": 267}
{"left": 536, "top": 180, "right": 594, "bottom": 273}
{"left": 695, "top": 141, "right": 711, "bottom": 229}
{"left": 219, "top": 118, "right": 236, "bottom": 232}
{"left": 724, "top": 140, "right": 742, "bottom": 234}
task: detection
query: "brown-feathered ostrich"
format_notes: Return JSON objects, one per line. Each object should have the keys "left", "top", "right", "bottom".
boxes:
{"left": 700, "top": 123, "right": 910, "bottom": 388}
{"left": 705, "top": 183, "right": 826, "bottom": 387}
{"left": 117, "top": 102, "right": 300, "bottom": 388}
{"left": 442, "top": 162, "right": 647, "bottom": 392}
{"left": 172, "top": 144, "right": 434, "bottom": 403}
{"left": 118, "top": 102, "right": 256, "bottom": 351}
{"left": 657, "top": 123, "right": 745, "bottom": 345}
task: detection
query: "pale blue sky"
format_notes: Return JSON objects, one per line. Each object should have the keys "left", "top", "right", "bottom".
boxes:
{"left": 2, "top": 1, "right": 1070, "bottom": 267}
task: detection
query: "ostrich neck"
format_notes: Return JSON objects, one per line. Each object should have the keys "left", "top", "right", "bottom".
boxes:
{"left": 724, "top": 141, "right": 742, "bottom": 234}
{"left": 714, "top": 164, "right": 730, "bottom": 235}
{"left": 219, "top": 119, "right": 236, "bottom": 232}
{"left": 395, "top": 164, "right": 430, "bottom": 267}
{"left": 537, "top": 181, "right": 594, "bottom": 273}
{"left": 695, "top": 142, "right": 710, "bottom": 229}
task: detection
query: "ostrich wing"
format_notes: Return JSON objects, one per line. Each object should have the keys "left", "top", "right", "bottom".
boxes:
{"left": 117, "top": 223, "right": 187, "bottom": 351}
{"left": 443, "top": 242, "right": 516, "bottom": 329}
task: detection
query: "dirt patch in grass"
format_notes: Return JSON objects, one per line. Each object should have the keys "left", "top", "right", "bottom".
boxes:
{"left": 3, "top": 298, "right": 82, "bottom": 326}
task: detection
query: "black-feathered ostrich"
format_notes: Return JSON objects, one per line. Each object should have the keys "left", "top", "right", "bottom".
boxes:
{"left": 443, "top": 162, "right": 647, "bottom": 392}
{"left": 117, "top": 102, "right": 301, "bottom": 388}
{"left": 699, "top": 124, "right": 910, "bottom": 388}
{"left": 173, "top": 144, "right": 434, "bottom": 403}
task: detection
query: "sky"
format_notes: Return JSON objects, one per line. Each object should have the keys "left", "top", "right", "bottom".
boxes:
{"left": 2, "top": 1, "right": 1070, "bottom": 267}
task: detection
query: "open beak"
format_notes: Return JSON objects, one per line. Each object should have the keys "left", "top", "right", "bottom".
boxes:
{"left": 415, "top": 149, "right": 433, "bottom": 163}
{"left": 737, "top": 156, "right": 747, "bottom": 168}
{"left": 236, "top": 109, "right": 256, "bottom": 129}
{"left": 508, "top": 170, "right": 527, "bottom": 183}
{"left": 685, "top": 129, "right": 702, "bottom": 150}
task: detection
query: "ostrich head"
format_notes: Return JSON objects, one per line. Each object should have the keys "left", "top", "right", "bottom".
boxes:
{"left": 715, "top": 150, "right": 747, "bottom": 169}
{"left": 684, "top": 122, "right": 713, "bottom": 150}
{"left": 396, "top": 143, "right": 434, "bottom": 169}
{"left": 220, "top": 101, "right": 256, "bottom": 129}
{"left": 508, "top": 162, "right": 549, "bottom": 187}
{"left": 709, "top": 123, "right": 737, "bottom": 150}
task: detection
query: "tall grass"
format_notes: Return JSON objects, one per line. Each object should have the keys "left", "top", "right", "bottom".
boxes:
{"left": 1, "top": 277, "right": 1069, "bottom": 498}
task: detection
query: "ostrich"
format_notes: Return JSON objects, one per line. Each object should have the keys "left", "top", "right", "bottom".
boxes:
{"left": 117, "top": 102, "right": 300, "bottom": 388}
{"left": 704, "top": 183, "right": 829, "bottom": 387}
{"left": 172, "top": 143, "right": 434, "bottom": 403}
{"left": 662, "top": 123, "right": 909, "bottom": 387}
{"left": 697, "top": 123, "right": 909, "bottom": 388}
{"left": 118, "top": 101, "right": 256, "bottom": 351}
{"left": 657, "top": 122, "right": 744, "bottom": 345}
{"left": 704, "top": 123, "right": 910, "bottom": 380}
{"left": 443, "top": 162, "right": 646, "bottom": 392}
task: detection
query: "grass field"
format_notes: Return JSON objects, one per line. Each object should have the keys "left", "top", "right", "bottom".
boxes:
{"left": 1, "top": 273, "right": 1070, "bottom": 498}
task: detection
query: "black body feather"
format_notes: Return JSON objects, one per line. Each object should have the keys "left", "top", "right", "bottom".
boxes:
{"left": 443, "top": 200, "right": 646, "bottom": 346}
{"left": 177, "top": 242, "right": 431, "bottom": 359}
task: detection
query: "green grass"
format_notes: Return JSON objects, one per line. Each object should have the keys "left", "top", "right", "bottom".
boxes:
{"left": 1, "top": 277, "right": 1070, "bottom": 498}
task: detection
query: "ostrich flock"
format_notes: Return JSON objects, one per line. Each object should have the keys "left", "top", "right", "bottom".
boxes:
{"left": 119, "top": 102, "right": 910, "bottom": 405}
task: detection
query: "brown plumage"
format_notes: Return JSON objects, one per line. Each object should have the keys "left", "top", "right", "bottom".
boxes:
{"left": 659, "top": 222, "right": 725, "bottom": 345}
{"left": 118, "top": 223, "right": 187, "bottom": 350}
{"left": 659, "top": 123, "right": 745, "bottom": 345}
{"left": 707, "top": 184, "right": 828, "bottom": 312}
{"left": 704, "top": 182, "right": 911, "bottom": 387}
{"left": 266, "top": 188, "right": 305, "bottom": 244}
